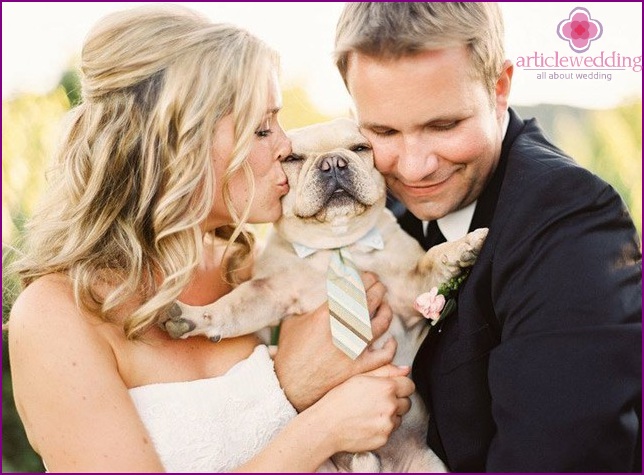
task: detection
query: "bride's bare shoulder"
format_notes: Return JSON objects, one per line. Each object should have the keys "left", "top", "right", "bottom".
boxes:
{"left": 8, "top": 273, "right": 108, "bottom": 342}
{"left": 11, "top": 273, "right": 77, "bottom": 317}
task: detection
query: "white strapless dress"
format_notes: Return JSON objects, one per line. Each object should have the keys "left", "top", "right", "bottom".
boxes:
{"left": 129, "top": 345, "right": 298, "bottom": 472}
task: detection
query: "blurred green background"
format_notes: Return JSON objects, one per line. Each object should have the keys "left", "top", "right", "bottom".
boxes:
{"left": 2, "top": 67, "right": 641, "bottom": 472}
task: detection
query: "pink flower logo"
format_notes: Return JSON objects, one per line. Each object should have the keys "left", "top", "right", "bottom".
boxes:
{"left": 557, "top": 7, "right": 603, "bottom": 53}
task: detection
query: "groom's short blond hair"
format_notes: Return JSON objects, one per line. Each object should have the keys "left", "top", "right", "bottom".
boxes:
{"left": 335, "top": 2, "right": 505, "bottom": 96}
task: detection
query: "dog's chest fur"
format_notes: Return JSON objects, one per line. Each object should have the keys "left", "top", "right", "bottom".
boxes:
{"left": 253, "top": 208, "right": 431, "bottom": 367}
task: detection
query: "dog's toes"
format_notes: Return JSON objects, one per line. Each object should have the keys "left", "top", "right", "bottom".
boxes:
{"left": 433, "top": 227, "right": 488, "bottom": 275}
{"left": 457, "top": 228, "right": 488, "bottom": 266}
{"left": 160, "top": 303, "right": 196, "bottom": 339}
{"left": 441, "top": 244, "right": 474, "bottom": 269}
{"left": 163, "top": 317, "right": 196, "bottom": 339}
{"left": 468, "top": 228, "right": 488, "bottom": 250}
{"left": 421, "top": 228, "right": 488, "bottom": 278}
{"left": 457, "top": 247, "right": 477, "bottom": 266}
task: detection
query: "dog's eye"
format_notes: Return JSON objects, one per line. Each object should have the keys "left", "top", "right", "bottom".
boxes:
{"left": 283, "top": 154, "right": 303, "bottom": 163}
{"left": 350, "top": 144, "right": 371, "bottom": 153}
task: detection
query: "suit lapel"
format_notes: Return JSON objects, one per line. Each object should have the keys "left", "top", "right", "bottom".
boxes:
{"left": 470, "top": 108, "right": 526, "bottom": 231}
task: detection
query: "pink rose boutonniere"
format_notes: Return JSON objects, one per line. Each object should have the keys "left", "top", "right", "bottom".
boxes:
{"left": 414, "top": 287, "right": 446, "bottom": 324}
{"left": 414, "top": 269, "right": 471, "bottom": 326}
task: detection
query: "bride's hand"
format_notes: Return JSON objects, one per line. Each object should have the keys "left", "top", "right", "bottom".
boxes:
{"left": 308, "top": 364, "right": 414, "bottom": 454}
{"left": 273, "top": 272, "right": 397, "bottom": 412}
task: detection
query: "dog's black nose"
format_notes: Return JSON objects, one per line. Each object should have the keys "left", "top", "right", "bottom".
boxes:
{"left": 319, "top": 155, "right": 348, "bottom": 174}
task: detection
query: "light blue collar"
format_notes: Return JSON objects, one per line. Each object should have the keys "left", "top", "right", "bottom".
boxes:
{"left": 292, "top": 227, "right": 384, "bottom": 258}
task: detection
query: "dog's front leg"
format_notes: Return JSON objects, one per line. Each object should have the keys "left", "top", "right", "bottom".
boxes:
{"left": 161, "top": 276, "right": 300, "bottom": 341}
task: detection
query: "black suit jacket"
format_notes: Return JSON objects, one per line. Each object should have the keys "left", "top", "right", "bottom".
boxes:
{"left": 401, "top": 109, "right": 642, "bottom": 472}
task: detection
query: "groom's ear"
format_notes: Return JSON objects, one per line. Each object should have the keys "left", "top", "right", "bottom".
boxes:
{"left": 495, "top": 59, "right": 513, "bottom": 119}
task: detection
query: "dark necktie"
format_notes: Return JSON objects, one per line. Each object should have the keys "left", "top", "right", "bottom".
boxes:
{"left": 424, "top": 220, "right": 447, "bottom": 249}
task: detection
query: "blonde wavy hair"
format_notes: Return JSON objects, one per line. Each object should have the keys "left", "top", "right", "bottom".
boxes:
{"left": 13, "top": 4, "right": 279, "bottom": 339}
{"left": 335, "top": 2, "right": 505, "bottom": 97}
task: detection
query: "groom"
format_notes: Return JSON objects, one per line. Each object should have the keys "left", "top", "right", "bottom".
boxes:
{"left": 275, "top": 2, "right": 641, "bottom": 472}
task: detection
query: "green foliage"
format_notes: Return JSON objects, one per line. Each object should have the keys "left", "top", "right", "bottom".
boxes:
{"left": 437, "top": 269, "right": 471, "bottom": 300}
{"left": 59, "top": 69, "right": 82, "bottom": 107}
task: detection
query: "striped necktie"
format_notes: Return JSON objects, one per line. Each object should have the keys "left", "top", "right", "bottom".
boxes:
{"left": 327, "top": 248, "right": 372, "bottom": 359}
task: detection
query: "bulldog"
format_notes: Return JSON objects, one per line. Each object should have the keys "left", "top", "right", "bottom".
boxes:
{"left": 163, "top": 118, "right": 487, "bottom": 472}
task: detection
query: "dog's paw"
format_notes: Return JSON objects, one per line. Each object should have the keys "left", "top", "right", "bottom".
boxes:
{"left": 421, "top": 227, "right": 488, "bottom": 280}
{"left": 441, "top": 227, "right": 488, "bottom": 268}
{"left": 157, "top": 303, "right": 190, "bottom": 339}
{"left": 159, "top": 302, "right": 222, "bottom": 342}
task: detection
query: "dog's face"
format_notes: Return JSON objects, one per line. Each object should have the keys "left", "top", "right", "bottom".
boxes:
{"left": 275, "top": 118, "right": 387, "bottom": 249}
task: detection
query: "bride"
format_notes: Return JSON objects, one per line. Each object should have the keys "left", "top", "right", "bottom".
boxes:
{"left": 7, "top": 5, "right": 413, "bottom": 472}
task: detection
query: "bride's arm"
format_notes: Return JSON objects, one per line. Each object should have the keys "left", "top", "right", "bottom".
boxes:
{"left": 235, "top": 365, "right": 414, "bottom": 473}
